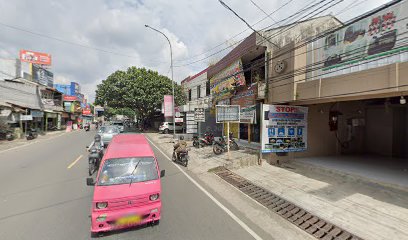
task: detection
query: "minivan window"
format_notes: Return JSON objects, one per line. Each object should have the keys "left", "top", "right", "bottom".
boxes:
{"left": 98, "top": 157, "right": 158, "bottom": 186}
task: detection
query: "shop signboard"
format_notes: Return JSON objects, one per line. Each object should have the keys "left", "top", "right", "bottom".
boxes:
{"left": 175, "top": 117, "right": 184, "bottom": 123}
{"left": 164, "top": 95, "right": 174, "bottom": 117}
{"left": 20, "top": 49, "right": 51, "bottom": 65}
{"left": 194, "top": 108, "right": 205, "bottom": 122}
{"left": 63, "top": 95, "right": 78, "bottom": 101}
{"left": 240, "top": 105, "right": 256, "bottom": 124}
{"left": 210, "top": 59, "right": 245, "bottom": 103}
{"left": 261, "top": 105, "right": 308, "bottom": 153}
{"left": 31, "top": 110, "right": 44, "bottom": 118}
{"left": 307, "top": 0, "right": 408, "bottom": 79}
{"left": 20, "top": 115, "right": 33, "bottom": 121}
{"left": 216, "top": 105, "right": 240, "bottom": 123}
{"left": 186, "top": 112, "right": 197, "bottom": 133}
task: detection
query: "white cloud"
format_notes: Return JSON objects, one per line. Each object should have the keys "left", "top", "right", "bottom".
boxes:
{"left": 0, "top": 0, "right": 391, "bottom": 102}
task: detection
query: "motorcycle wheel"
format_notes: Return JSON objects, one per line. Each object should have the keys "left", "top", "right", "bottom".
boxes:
{"left": 193, "top": 141, "right": 199, "bottom": 148}
{"left": 231, "top": 141, "right": 239, "bottom": 150}
{"left": 172, "top": 152, "right": 177, "bottom": 162}
{"left": 213, "top": 144, "right": 223, "bottom": 155}
{"left": 182, "top": 156, "right": 188, "bottom": 167}
{"left": 89, "top": 160, "right": 95, "bottom": 176}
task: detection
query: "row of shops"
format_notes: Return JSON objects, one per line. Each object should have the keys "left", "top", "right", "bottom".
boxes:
{"left": 0, "top": 77, "right": 93, "bottom": 138}
{"left": 179, "top": 0, "right": 408, "bottom": 178}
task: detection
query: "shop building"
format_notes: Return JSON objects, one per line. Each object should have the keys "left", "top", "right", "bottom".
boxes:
{"left": 265, "top": 0, "right": 408, "bottom": 185}
{"left": 208, "top": 15, "right": 340, "bottom": 144}
{"left": 180, "top": 68, "right": 217, "bottom": 135}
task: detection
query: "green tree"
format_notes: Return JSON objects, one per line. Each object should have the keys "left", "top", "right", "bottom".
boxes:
{"left": 95, "top": 67, "right": 185, "bottom": 121}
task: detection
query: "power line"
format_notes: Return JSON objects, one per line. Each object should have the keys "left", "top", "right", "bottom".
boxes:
{"left": 174, "top": 0, "right": 296, "bottom": 63}
{"left": 249, "top": 0, "right": 277, "bottom": 23}
{"left": 175, "top": 0, "right": 324, "bottom": 67}
{"left": 0, "top": 21, "right": 167, "bottom": 64}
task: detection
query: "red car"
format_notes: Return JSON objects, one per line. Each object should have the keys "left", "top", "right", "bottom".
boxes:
{"left": 86, "top": 134, "right": 165, "bottom": 236}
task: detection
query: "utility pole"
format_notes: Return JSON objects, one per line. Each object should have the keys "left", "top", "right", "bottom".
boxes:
{"left": 145, "top": 25, "right": 176, "bottom": 139}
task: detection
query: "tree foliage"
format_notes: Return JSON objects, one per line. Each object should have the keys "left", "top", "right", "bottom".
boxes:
{"left": 95, "top": 67, "right": 185, "bottom": 120}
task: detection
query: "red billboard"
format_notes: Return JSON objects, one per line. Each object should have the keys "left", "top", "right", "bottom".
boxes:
{"left": 20, "top": 49, "right": 52, "bottom": 65}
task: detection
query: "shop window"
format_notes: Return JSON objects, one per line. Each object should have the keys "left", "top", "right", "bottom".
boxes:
{"left": 197, "top": 85, "right": 201, "bottom": 99}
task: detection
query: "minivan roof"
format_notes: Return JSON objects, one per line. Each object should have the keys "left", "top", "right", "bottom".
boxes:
{"left": 104, "top": 134, "right": 154, "bottom": 159}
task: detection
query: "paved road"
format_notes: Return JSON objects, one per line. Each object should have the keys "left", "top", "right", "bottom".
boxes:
{"left": 0, "top": 129, "right": 265, "bottom": 240}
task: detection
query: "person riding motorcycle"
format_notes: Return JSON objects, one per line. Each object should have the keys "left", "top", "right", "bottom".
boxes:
{"left": 88, "top": 134, "right": 104, "bottom": 159}
{"left": 173, "top": 135, "right": 187, "bottom": 159}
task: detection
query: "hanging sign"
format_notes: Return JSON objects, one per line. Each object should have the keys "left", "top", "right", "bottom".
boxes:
{"left": 261, "top": 105, "right": 308, "bottom": 153}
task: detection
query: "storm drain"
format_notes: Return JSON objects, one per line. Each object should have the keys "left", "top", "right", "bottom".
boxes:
{"left": 213, "top": 167, "right": 362, "bottom": 240}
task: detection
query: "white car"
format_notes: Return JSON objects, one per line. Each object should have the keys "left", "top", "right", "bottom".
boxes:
{"left": 112, "top": 121, "right": 124, "bottom": 132}
{"left": 159, "top": 122, "right": 183, "bottom": 134}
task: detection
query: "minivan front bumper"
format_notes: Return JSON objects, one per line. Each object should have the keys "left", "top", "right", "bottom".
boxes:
{"left": 91, "top": 201, "right": 161, "bottom": 233}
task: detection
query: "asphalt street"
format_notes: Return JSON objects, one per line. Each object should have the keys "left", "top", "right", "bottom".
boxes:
{"left": 0, "top": 129, "right": 266, "bottom": 240}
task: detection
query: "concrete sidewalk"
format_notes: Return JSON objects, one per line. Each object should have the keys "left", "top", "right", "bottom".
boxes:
{"left": 147, "top": 132, "right": 408, "bottom": 240}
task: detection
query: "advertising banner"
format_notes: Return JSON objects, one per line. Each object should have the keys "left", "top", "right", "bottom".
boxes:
{"left": 240, "top": 105, "right": 256, "bottom": 124}
{"left": 194, "top": 108, "right": 205, "bottom": 122}
{"left": 31, "top": 110, "right": 44, "bottom": 118}
{"left": 210, "top": 59, "right": 245, "bottom": 103}
{"left": 231, "top": 84, "right": 257, "bottom": 107}
{"left": 20, "top": 49, "right": 51, "bottom": 65}
{"left": 261, "top": 105, "right": 308, "bottom": 153}
{"left": 307, "top": 0, "right": 408, "bottom": 79}
{"left": 164, "top": 95, "right": 174, "bottom": 117}
{"left": 216, "top": 105, "right": 240, "bottom": 122}
{"left": 32, "top": 64, "right": 54, "bottom": 87}
{"left": 175, "top": 117, "right": 184, "bottom": 123}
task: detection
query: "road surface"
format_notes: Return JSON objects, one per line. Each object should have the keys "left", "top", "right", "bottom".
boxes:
{"left": 0, "top": 129, "right": 268, "bottom": 240}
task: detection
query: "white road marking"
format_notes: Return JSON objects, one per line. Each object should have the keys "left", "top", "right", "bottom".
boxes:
{"left": 67, "top": 155, "right": 83, "bottom": 169}
{"left": 0, "top": 132, "right": 70, "bottom": 154}
{"left": 146, "top": 136, "right": 264, "bottom": 240}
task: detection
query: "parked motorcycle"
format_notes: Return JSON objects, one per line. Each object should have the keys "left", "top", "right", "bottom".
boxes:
{"left": 0, "top": 130, "right": 14, "bottom": 141}
{"left": 84, "top": 124, "right": 90, "bottom": 131}
{"left": 26, "top": 128, "right": 38, "bottom": 140}
{"left": 172, "top": 148, "right": 189, "bottom": 167}
{"left": 193, "top": 132, "right": 214, "bottom": 148}
{"left": 213, "top": 134, "right": 239, "bottom": 155}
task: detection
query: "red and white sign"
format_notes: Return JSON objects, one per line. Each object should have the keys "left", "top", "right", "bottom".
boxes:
{"left": 175, "top": 117, "right": 184, "bottom": 123}
{"left": 20, "top": 49, "right": 52, "bottom": 65}
{"left": 164, "top": 95, "right": 174, "bottom": 117}
{"left": 63, "top": 95, "right": 78, "bottom": 101}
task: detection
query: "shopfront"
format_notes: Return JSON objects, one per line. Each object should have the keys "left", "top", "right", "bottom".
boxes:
{"left": 31, "top": 110, "right": 44, "bottom": 130}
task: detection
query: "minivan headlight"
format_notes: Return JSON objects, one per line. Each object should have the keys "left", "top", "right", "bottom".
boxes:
{"left": 96, "top": 202, "right": 108, "bottom": 209}
{"left": 149, "top": 194, "right": 160, "bottom": 201}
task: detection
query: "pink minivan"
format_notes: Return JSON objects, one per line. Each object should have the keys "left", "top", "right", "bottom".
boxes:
{"left": 86, "top": 134, "right": 165, "bottom": 236}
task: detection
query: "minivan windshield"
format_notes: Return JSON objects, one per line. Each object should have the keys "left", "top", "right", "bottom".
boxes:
{"left": 98, "top": 157, "right": 158, "bottom": 186}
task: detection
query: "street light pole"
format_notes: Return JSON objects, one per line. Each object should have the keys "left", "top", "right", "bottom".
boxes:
{"left": 145, "top": 25, "right": 176, "bottom": 138}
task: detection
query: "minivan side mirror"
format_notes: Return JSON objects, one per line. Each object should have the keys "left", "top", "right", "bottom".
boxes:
{"left": 86, "top": 178, "right": 95, "bottom": 186}
{"left": 160, "top": 170, "right": 166, "bottom": 178}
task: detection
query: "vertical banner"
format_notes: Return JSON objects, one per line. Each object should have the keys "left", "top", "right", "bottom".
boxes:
{"left": 262, "top": 105, "right": 308, "bottom": 153}
{"left": 164, "top": 95, "right": 174, "bottom": 117}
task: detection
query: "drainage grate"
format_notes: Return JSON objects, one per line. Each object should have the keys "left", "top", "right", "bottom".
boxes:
{"left": 214, "top": 167, "right": 363, "bottom": 240}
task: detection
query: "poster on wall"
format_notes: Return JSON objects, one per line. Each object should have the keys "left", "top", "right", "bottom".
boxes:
{"left": 261, "top": 105, "right": 308, "bottom": 153}
{"left": 307, "top": 0, "right": 408, "bottom": 79}
{"left": 210, "top": 59, "right": 246, "bottom": 103}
